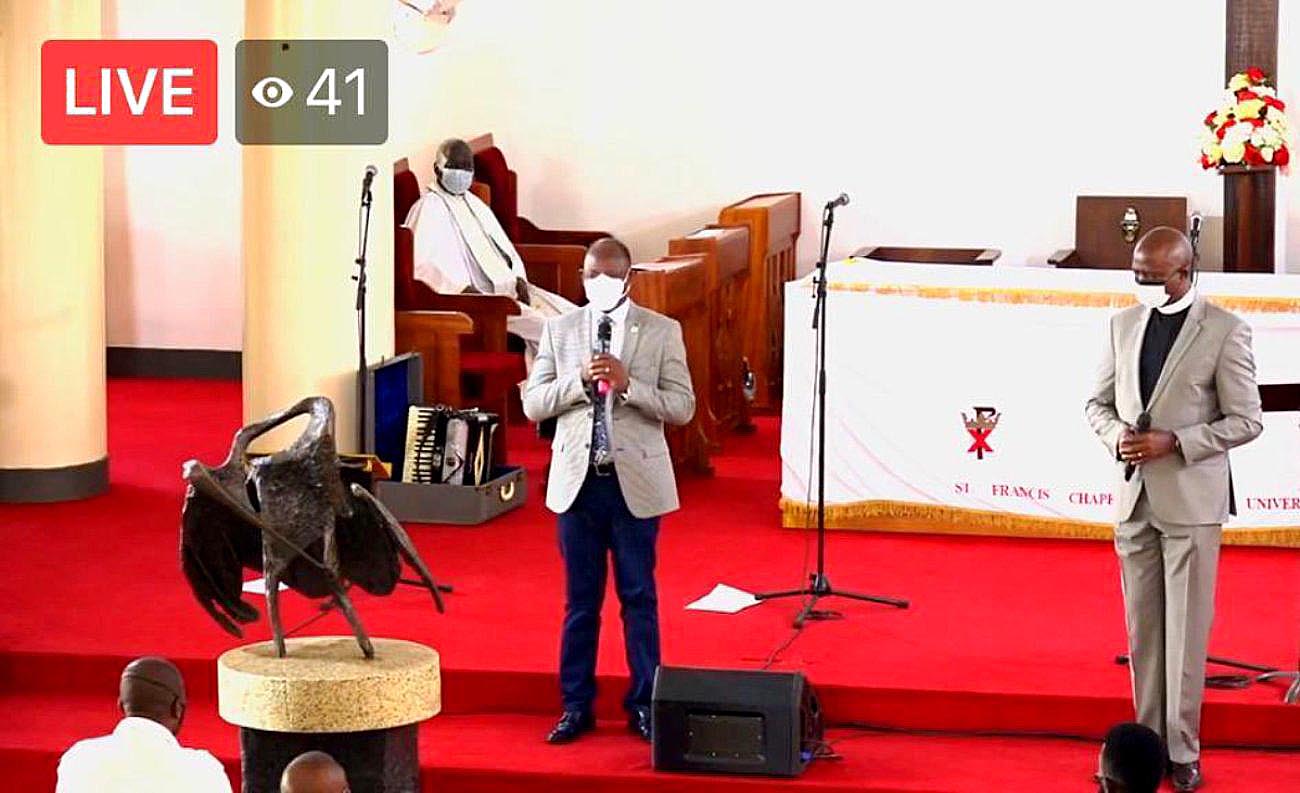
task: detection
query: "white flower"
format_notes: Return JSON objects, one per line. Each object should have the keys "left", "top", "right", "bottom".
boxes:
{"left": 1222, "top": 140, "right": 1247, "bottom": 163}
{"left": 1262, "top": 147, "right": 1275, "bottom": 163}
{"left": 1224, "top": 123, "right": 1253, "bottom": 145}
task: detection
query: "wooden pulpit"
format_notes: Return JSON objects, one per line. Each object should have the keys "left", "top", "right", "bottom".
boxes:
{"left": 629, "top": 255, "right": 713, "bottom": 475}
{"left": 668, "top": 225, "right": 752, "bottom": 437}
{"left": 1049, "top": 196, "right": 1187, "bottom": 269}
{"left": 718, "top": 193, "right": 801, "bottom": 410}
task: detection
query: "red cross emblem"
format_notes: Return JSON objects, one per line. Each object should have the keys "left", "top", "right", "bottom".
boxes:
{"left": 962, "top": 407, "right": 1000, "bottom": 460}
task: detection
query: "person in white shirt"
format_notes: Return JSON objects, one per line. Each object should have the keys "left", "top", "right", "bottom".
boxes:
{"left": 402, "top": 138, "right": 577, "bottom": 363}
{"left": 55, "top": 656, "right": 231, "bottom": 793}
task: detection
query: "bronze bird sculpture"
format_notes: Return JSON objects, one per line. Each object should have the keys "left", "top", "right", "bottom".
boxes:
{"left": 180, "top": 396, "right": 444, "bottom": 659}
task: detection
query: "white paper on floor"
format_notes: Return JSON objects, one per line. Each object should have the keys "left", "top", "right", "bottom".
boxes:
{"left": 685, "top": 583, "right": 760, "bottom": 614}
{"left": 242, "top": 577, "right": 289, "bottom": 594}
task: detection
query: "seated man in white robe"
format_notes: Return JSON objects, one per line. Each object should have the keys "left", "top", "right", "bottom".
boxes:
{"left": 403, "top": 138, "right": 576, "bottom": 362}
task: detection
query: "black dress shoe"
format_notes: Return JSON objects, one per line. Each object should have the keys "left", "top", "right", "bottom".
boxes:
{"left": 546, "top": 711, "right": 595, "bottom": 744}
{"left": 628, "top": 707, "right": 652, "bottom": 742}
{"left": 1171, "top": 761, "right": 1203, "bottom": 792}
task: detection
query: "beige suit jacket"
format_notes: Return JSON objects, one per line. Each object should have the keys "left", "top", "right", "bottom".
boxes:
{"left": 522, "top": 303, "right": 696, "bottom": 518}
{"left": 1086, "top": 296, "right": 1263, "bottom": 525}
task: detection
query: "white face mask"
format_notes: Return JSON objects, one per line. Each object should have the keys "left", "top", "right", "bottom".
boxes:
{"left": 1133, "top": 281, "right": 1170, "bottom": 309}
{"left": 438, "top": 167, "right": 473, "bottom": 195}
{"left": 584, "top": 274, "right": 627, "bottom": 312}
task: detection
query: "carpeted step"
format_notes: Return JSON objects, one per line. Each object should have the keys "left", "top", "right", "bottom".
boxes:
{"left": 5, "top": 647, "right": 1300, "bottom": 750}
{"left": 4, "top": 690, "right": 1300, "bottom": 793}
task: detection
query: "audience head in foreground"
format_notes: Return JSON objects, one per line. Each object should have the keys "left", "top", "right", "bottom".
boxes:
{"left": 1131, "top": 226, "right": 1195, "bottom": 310}
{"left": 120, "top": 655, "right": 187, "bottom": 734}
{"left": 280, "top": 750, "right": 351, "bottom": 793}
{"left": 55, "top": 656, "right": 231, "bottom": 793}
{"left": 1096, "top": 722, "right": 1165, "bottom": 793}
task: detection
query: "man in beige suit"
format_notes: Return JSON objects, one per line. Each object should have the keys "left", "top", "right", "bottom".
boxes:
{"left": 1086, "top": 227, "right": 1262, "bottom": 792}
{"left": 523, "top": 237, "right": 695, "bottom": 745}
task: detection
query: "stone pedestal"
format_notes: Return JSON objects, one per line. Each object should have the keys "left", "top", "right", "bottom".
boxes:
{"left": 218, "top": 637, "right": 440, "bottom": 793}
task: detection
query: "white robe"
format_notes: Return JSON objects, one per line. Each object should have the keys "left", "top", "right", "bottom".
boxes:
{"left": 403, "top": 183, "right": 576, "bottom": 354}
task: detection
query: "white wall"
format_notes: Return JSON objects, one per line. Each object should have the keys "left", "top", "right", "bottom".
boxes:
{"left": 107, "top": 0, "right": 1300, "bottom": 351}
{"left": 392, "top": 0, "right": 1299, "bottom": 272}
{"left": 104, "top": 0, "right": 243, "bottom": 351}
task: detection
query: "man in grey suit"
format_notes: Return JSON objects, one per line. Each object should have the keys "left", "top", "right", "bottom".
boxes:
{"left": 523, "top": 237, "right": 695, "bottom": 745}
{"left": 1086, "top": 226, "right": 1262, "bottom": 791}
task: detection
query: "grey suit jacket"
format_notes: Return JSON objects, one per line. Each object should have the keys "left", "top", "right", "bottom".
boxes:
{"left": 1085, "top": 296, "right": 1263, "bottom": 525}
{"left": 522, "top": 302, "right": 696, "bottom": 518}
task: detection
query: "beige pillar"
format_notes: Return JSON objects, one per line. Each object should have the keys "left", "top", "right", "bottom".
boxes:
{"left": 0, "top": 1, "right": 107, "bottom": 502}
{"left": 242, "top": 1, "right": 394, "bottom": 453}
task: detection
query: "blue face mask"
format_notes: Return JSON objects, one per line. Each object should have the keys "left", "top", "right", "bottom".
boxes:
{"left": 438, "top": 167, "right": 473, "bottom": 195}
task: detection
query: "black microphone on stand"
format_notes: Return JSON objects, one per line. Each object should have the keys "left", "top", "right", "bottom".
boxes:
{"left": 1124, "top": 411, "right": 1152, "bottom": 481}
{"left": 361, "top": 164, "right": 378, "bottom": 200}
{"left": 825, "top": 192, "right": 850, "bottom": 210}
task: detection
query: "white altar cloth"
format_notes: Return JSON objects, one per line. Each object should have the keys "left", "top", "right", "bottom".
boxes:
{"left": 779, "top": 260, "right": 1300, "bottom": 545}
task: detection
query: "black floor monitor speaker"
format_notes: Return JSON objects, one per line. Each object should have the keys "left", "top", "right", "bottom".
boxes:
{"left": 651, "top": 666, "right": 823, "bottom": 778}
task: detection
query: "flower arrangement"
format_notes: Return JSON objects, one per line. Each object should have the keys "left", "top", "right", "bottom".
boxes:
{"left": 1199, "top": 67, "right": 1291, "bottom": 169}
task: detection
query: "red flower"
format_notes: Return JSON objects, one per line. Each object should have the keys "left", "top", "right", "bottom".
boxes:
{"left": 1204, "top": 111, "right": 1218, "bottom": 126}
{"left": 1200, "top": 153, "right": 1213, "bottom": 169}
{"left": 1237, "top": 89, "right": 1259, "bottom": 101}
{"left": 1263, "top": 96, "right": 1286, "bottom": 112}
{"left": 1247, "top": 66, "right": 1266, "bottom": 83}
{"left": 1276, "top": 147, "right": 1291, "bottom": 166}
{"left": 1216, "top": 119, "right": 1236, "bottom": 140}
{"left": 1244, "top": 144, "right": 1264, "bottom": 165}
{"left": 1250, "top": 117, "right": 1265, "bottom": 128}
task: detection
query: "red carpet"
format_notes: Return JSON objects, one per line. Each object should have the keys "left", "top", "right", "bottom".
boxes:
{"left": 2, "top": 378, "right": 1298, "bottom": 791}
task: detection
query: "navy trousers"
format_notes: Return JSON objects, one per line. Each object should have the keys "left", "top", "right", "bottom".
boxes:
{"left": 557, "top": 470, "right": 661, "bottom": 715}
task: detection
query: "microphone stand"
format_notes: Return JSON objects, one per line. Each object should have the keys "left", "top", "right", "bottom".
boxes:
{"left": 353, "top": 175, "right": 374, "bottom": 454}
{"left": 348, "top": 171, "right": 454, "bottom": 598}
{"left": 754, "top": 199, "right": 909, "bottom": 628}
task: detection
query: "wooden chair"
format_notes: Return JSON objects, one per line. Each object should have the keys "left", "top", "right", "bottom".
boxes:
{"left": 717, "top": 193, "right": 801, "bottom": 411}
{"left": 393, "top": 162, "right": 525, "bottom": 431}
{"left": 1050, "top": 196, "right": 1187, "bottom": 269}
{"left": 394, "top": 311, "right": 474, "bottom": 407}
{"left": 853, "top": 246, "right": 1000, "bottom": 265}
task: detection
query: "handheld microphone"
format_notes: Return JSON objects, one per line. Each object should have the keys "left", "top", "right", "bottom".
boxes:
{"left": 825, "top": 192, "right": 850, "bottom": 210}
{"left": 1123, "top": 411, "right": 1152, "bottom": 481}
{"left": 596, "top": 316, "right": 613, "bottom": 397}
{"left": 361, "top": 164, "right": 378, "bottom": 198}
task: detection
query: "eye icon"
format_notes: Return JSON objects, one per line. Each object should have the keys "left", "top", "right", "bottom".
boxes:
{"left": 251, "top": 76, "right": 294, "bottom": 109}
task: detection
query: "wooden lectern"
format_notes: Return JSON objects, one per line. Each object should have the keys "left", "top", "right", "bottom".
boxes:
{"left": 718, "top": 193, "right": 801, "bottom": 410}
{"left": 629, "top": 255, "right": 713, "bottom": 475}
{"left": 668, "top": 225, "right": 752, "bottom": 437}
{"left": 1050, "top": 196, "right": 1187, "bottom": 269}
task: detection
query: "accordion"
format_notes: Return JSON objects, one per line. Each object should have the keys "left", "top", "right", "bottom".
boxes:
{"left": 401, "top": 406, "right": 499, "bottom": 486}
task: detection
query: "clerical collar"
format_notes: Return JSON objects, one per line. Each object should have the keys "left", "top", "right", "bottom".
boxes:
{"left": 1154, "top": 286, "right": 1196, "bottom": 316}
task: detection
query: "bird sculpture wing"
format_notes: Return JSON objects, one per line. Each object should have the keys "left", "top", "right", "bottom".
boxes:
{"left": 337, "top": 483, "right": 446, "bottom": 613}
{"left": 179, "top": 461, "right": 264, "bottom": 636}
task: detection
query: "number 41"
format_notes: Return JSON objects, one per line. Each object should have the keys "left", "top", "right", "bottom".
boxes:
{"left": 307, "top": 67, "right": 365, "bottom": 116}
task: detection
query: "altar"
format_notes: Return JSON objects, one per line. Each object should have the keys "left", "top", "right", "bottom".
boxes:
{"left": 779, "top": 260, "right": 1300, "bottom": 546}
